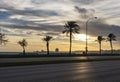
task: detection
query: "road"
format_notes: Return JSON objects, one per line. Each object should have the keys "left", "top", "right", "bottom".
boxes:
{"left": 1, "top": 56, "right": 120, "bottom": 63}
{"left": 0, "top": 60, "right": 120, "bottom": 82}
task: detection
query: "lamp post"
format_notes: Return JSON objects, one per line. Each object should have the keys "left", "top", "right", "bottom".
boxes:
{"left": 85, "top": 17, "right": 97, "bottom": 55}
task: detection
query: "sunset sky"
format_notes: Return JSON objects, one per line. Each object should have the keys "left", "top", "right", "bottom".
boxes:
{"left": 0, "top": 0, "right": 120, "bottom": 52}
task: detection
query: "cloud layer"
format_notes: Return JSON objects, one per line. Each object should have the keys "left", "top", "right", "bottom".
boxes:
{"left": 0, "top": 0, "right": 120, "bottom": 51}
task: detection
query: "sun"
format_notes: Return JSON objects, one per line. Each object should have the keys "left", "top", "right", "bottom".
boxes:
{"left": 74, "top": 34, "right": 86, "bottom": 41}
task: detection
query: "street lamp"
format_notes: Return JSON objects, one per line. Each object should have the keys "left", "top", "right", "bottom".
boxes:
{"left": 85, "top": 17, "right": 97, "bottom": 55}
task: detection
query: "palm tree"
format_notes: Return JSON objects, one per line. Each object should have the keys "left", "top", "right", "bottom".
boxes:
{"left": 96, "top": 36, "right": 105, "bottom": 55}
{"left": 43, "top": 36, "right": 52, "bottom": 55}
{"left": 63, "top": 21, "right": 80, "bottom": 55}
{"left": 18, "top": 39, "right": 28, "bottom": 55}
{"left": 0, "top": 29, "right": 8, "bottom": 45}
{"left": 107, "top": 33, "right": 116, "bottom": 54}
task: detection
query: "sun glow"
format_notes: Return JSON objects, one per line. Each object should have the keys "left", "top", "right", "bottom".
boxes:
{"left": 74, "top": 34, "right": 86, "bottom": 41}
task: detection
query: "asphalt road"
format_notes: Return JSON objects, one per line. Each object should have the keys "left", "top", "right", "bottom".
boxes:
{"left": 1, "top": 56, "right": 120, "bottom": 63}
{"left": 0, "top": 60, "right": 120, "bottom": 82}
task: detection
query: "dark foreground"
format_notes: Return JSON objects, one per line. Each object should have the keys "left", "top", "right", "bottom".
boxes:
{"left": 1, "top": 56, "right": 120, "bottom": 67}
{"left": 0, "top": 61, "right": 120, "bottom": 82}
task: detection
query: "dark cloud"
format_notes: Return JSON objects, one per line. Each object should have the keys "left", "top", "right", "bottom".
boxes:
{"left": 9, "top": 19, "right": 32, "bottom": 25}
{"left": 12, "top": 9, "right": 60, "bottom": 17}
{"left": 75, "top": 6, "right": 95, "bottom": 19}
{"left": 0, "top": 11, "right": 12, "bottom": 19}
{"left": 0, "top": 6, "right": 60, "bottom": 17}
{"left": 71, "top": 0, "right": 106, "bottom": 5}
{"left": 1, "top": 24, "right": 63, "bottom": 38}
{"left": 31, "top": 0, "right": 63, "bottom": 4}
{"left": 72, "top": 0, "right": 94, "bottom": 5}
{"left": 79, "top": 20, "right": 120, "bottom": 40}
{"left": 37, "top": 32, "right": 61, "bottom": 38}
{"left": 45, "top": 32, "right": 60, "bottom": 36}
{"left": 0, "top": 23, "right": 63, "bottom": 34}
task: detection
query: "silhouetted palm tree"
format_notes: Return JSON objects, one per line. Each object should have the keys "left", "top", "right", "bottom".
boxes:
{"left": 0, "top": 30, "right": 8, "bottom": 45}
{"left": 43, "top": 36, "right": 52, "bottom": 55}
{"left": 96, "top": 36, "right": 105, "bottom": 55}
{"left": 107, "top": 33, "right": 116, "bottom": 54}
{"left": 18, "top": 39, "right": 28, "bottom": 55}
{"left": 63, "top": 21, "right": 80, "bottom": 55}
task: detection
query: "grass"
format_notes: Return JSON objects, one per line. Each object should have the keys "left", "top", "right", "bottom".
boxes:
{"left": 1, "top": 58, "right": 120, "bottom": 67}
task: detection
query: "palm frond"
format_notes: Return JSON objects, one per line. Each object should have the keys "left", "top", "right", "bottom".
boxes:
{"left": 107, "top": 33, "right": 116, "bottom": 41}
{"left": 62, "top": 30, "right": 67, "bottom": 34}
{"left": 63, "top": 21, "right": 80, "bottom": 34}
{"left": 96, "top": 36, "right": 105, "bottom": 43}
{"left": 18, "top": 39, "right": 28, "bottom": 47}
{"left": 43, "top": 36, "right": 53, "bottom": 42}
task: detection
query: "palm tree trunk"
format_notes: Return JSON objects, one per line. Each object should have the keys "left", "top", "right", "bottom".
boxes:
{"left": 46, "top": 42, "right": 49, "bottom": 55}
{"left": 23, "top": 47, "right": 25, "bottom": 56}
{"left": 99, "top": 42, "right": 101, "bottom": 55}
{"left": 110, "top": 41, "right": 113, "bottom": 54}
{"left": 69, "top": 27, "right": 72, "bottom": 55}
